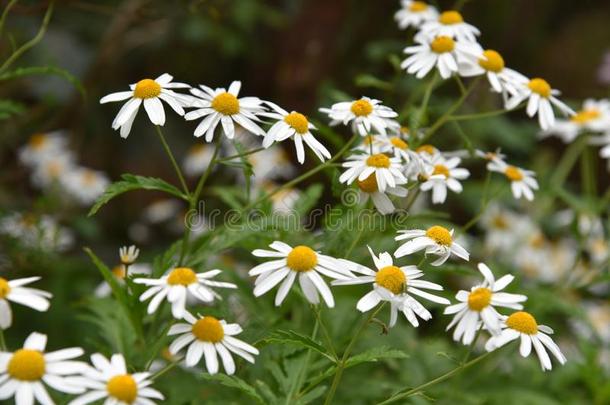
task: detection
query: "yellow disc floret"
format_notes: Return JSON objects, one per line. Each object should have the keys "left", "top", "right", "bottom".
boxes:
{"left": 425, "top": 225, "right": 452, "bottom": 246}
{"left": 211, "top": 92, "right": 240, "bottom": 115}
{"left": 506, "top": 311, "right": 538, "bottom": 335}
{"left": 107, "top": 374, "right": 138, "bottom": 403}
{"left": 430, "top": 36, "right": 455, "bottom": 53}
{"left": 390, "top": 137, "right": 409, "bottom": 150}
{"left": 8, "top": 349, "right": 46, "bottom": 381}
{"left": 133, "top": 79, "right": 161, "bottom": 99}
{"left": 527, "top": 78, "right": 551, "bottom": 98}
{"left": 366, "top": 153, "right": 391, "bottom": 168}
{"left": 284, "top": 112, "right": 309, "bottom": 134}
{"left": 0, "top": 277, "right": 11, "bottom": 299}
{"left": 167, "top": 267, "right": 197, "bottom": 286}
{"left": 112, "top": 265, "right": 126, "bottom": 279}
{"left": 416, "top": 144, "right": 436, "bottom": 154}
{"left": 351, "top": 99, "right": 373, "bottom": 117}
{"left": 409, "top": 1, "right": 428, "bottom": 12}
{"left": 192, "top": 316, "right": 225, "bottom": 343}
{"left": 357, "top": 174, "right": 378, "bottom": 193}
{"left": 29, "top": 134, "right": 47, "bottom": 149}
{"left": 375, "top": 265, "right": 406, "bottom": 294}
{"left": 432, "top": 164, "right": 450, "bottom": 178}
{"left": 286, "top": 246, "right": 318, "bottom": 272}
{"left": 571, "top": 109, "right": 600, "bottom": 124}
{"left": 467, "top": 287, "right": 492, "bottom": 311}
{"left": 478, "top": 50, "right": 505, "bottom": 73}
{"left": 439, "top": 10, "right": 463, "bottom": 25}
{"left": 504, "top": 166, "right": 523, "bottom": 181}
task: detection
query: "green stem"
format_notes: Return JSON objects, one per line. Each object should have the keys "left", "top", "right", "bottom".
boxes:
{"left": 154, "top": 125, "right": 190, "bottom": 196}
{"left": 286, "top": 318, "right": 319, "bottom": 405}
{"left": 313, "top": 305, "right": 338, "bottom": 359}
{"left": 549, "top": 134, "right": 589, "bottom": 191}
{"left": 449, "top": 108, "right": 512, "bottom": 122}
{"left": 413, "top": 73, "right": 438, "bottom": 131}
{"left": 0, "top": 328, "right": 6, "bottom": 351}
{"left": 150, "top": 358, "right": 183, "bottom": 380}
{"left": 215, "top": 146, "right": 265, "bottom": 163}
{"left": 0, "top": 0, "right": 18, "bottom": 37}
{"left": 462, "top": 170, "right": 492, "bottom": 232}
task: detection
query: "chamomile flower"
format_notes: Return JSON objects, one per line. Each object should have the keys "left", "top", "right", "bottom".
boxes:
{"left": 419, "top": 156, "right": 470, "bottom": 204}
{"left": 100, "top": 73, "right": 191, "bottom": 138}
{"left": 185, "top": 81, "right": 266, "bottom": 141}
{"left": 376, "top": 135, "right": 420, "bottom": 164}
{"left": 394, "top": 1, "right": 438, "bottom": 30}
{"left": 319, "top": 97, "right": 399, "bottom": 136}
{"left": 168, "top": 312, "right": 259, "bottom": 374}
{"left": 394, "top": 225, "right": 469, "bottom": 265}
{"left": 0, "top": 276, "right": 51, "bottom": 329}
{"left": 444, "top": 263, "right": 527, "bottom": 344}
{"left": 248, "top": 241, "right": 356, "bottom": 307}
{"left": 183, "top": 144, "right": 215, "bottom": 177}
{"left": 459, "top": 49, "right": 528, "bottom": 98}
{"left": 333, "top": 247, "right": 449, "bottom": 327}
{"left": 69, "top": 353, "right": 164, "bottom": 405}
{"left": 488, "top": 159, "right": 538, "bottom": 201}
{"left": 339, "top": 153, "right": 407, "bottom": 193}
{"left": 485, "top": 311, "right": 567, "bottom": 371}
{"left": 418, "top": 10, "right": 481, "bottom": 43}
{"left": 134, "top": 267, "right": 237, "bottom": 318}
{"left": 119, "top": 245, "right": 139, "bottom": 266}
{"left": 94, "top": 263, "right": 151, "bottom": 298}
{"left": 543, "top": 99, "right": 610, "bottom": 143}
{"left": 61, "top": 167, "right": 109, "bottom": 205}
{"left": 355, "top": 173, "right": 408, "bottom": 215}
{"left": 31, "top": 153, "right": 75, "bottom": 190}
{"left": 261, "top": 103, "right": 330, "bottom": 164}
{"left": 475, "top": 149, "right": 507, "bottom": 162}
{"left": 18, "top": 131, "right": 68, "bottom": 168}
{"left": 0, "top": 332, "right": 86, "bottom": 404}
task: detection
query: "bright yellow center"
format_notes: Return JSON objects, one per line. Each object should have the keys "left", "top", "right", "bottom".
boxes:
{"left": 528, "top": 78, "right": 551, "bottom": 98}
{"left": 492, "top": 215, "right": 508, "bottom": 229}
{"left": 467, "top": 287, "right": 492, "bottom": 311}
{"left": 425, "top": 225, "right": 452, "bottom": 246}
{"left": 432, "top": 164, "right": 450, "bottom": 178}
{"left": 571, "top": 109, "right": 600, "bottom": 124}
{"left": 133, "top": 79, "right": 161, "bottom": 99}
{"left": 284, "top": 112, "right": 309, "bottom": 134}
{"left": 409, "top": 1, "right": 428, "bottom": 12}
{"left": 167, "top": 267, "right": 197, "bottom": 286}
{"left": 286, "top": 246, "right": 318, "bottom": 272}
{"left": 357, "top": 174, "right": 378, "bottom": 193}
{"left": 112, "top": 265, "right": 126, "bottom": 279}
{"left": 416, "top": 144, "right": 436, "bottom": 154}
{"left": 504, "top": 166, "right": 523, "bottom": 181}
{"left": 366, "top": 154, "right": 391, "bottom": 168}
{"left": 351, "top": 99, "right": 373, "bottom": 117}
{"left": 192, "top": 316, "right": 225, "bottom": 342}
{"left": 0, "top": 278, "right": 11, "bottom": 299}
{"left": 29, "top": 134, "right": 47, "bottom": 149}
{"left": 107, "top": 374, "right": 138, "bottom": 403}
{"left": 506, "top": 311, "right": 538, "bottom": 335}
{"left": 7, "top": 350, "right": 46, "bottom": 381}
{"left": 390, "top": 137, "right": 409, "bottom": 150}
{"left": 430, "top": 36, "right": 455, "bottom": 53}
{"left": 478, "top": 50, "right": 505, "bottom": 73}
{"left": 375, "top": 266, "right": 406, "bottom": 294}
{"left": 211, "top": 92, "right": 240, "bottom": 115}
{"left": 439, "top": 10, "right": 463, "bottom": 25}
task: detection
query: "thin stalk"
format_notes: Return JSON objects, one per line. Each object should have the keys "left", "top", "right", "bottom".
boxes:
{"left": 413, "top": 73, "right": 438, "bottom": 131}
{"left": 215, "top": 146, "right": 265, "bottom": 163}
{"left": 154, "top": 125, "right": 189, "bottom": 196}
{"left": 462, "top": 170, "right": 491, "bottom": 232}
{"left": 285, "top": 318, "right": 319, "bottom": 405}
{"left": 313, "top": 305, "right": 338, "bottom": 359}
{"left": 0, "top": 328, "right": 6, "bottom": 351}
{"left": 449, "top": 108, "right": 512, "bottom": 122}
{"left": 150, "top": 358, "right": 183, "bottom": 380}
{"left": 0, "top": 0, "right": 18, "bottom": 37}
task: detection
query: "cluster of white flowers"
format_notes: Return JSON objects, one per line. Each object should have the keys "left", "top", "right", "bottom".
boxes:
{"left": 0, "top": 212, "right": 74, "bottom": 252}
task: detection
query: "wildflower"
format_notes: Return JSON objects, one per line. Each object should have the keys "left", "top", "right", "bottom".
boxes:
{"left": 444, "top": 263, "right": 527, "bottom": 344}
{"left": 319, "top": 97, "right": 399, "bottom": 136}
{"left": 394, "top": 225, "right": 469, "bottom": 265}
{"left": 18, "top": 131, "right": 68, "bottom": 168}
{"left": 31, "top": 153, "right": 75, "bottom": 190}
{"left": 543, "top": 99, "right": 610, "bottom": 143}
{"left": 418, "top": 10, "right": 481, "bottom": 43}
{"left": 487, "top": 159, "right": 538, "bottom": 201}
{"left": 0, "top": 276, "right": 51, "bottom": 329}
{"left": 183, "top": 144, "right": 215, "bottom": 177}
{"left": 460, "top": 49, "right": 528, "bottom": 98}
{"left": 0, "top": 213, "right": 74, "bottom": 252}
{"left": 376, "top": 134, "right": 421, "bottom": 165}
{"left": 247, "top": 147, "right": 296, "bottom": 184}
{"left": 94, "top": 263, "right": 152, "bottom": 298}
{"left": 61, "top": 167, "right": 109, "bottom": 205}
{"left": 339, "top": 153, "right": 407, "bottom": 192}
{"left": 419, "top": 156, "right": 470, "bottom": 204}
{"left": 474, "top": 149, "right": 507, "bottom": 162}
{"left": 168, "top": 312, "right": 259, "bottom": 374}
{"left": 119, "top": 245, "right": 139, "bottom": 266}
{"left": 394, "top": 1, "right": 438, "bottom": 30}
{"left": 356, "top": 173, "right": 408, "bottom": 215}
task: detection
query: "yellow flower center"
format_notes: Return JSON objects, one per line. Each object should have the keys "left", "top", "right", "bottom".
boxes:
{"left": 430, "top": 36, "right": 455, "bottom": 54}
{"left": 467, "top": 287, "right": 492, "bottom": 311}
{"left": 506, "top": 311, "right": 538, "bottom": 335}
{"left": 492, "top": 215, "right": 508, "bottom": 229}
{"left": 112, "top": 265, "right": 126, "bottom": 279}
{"left": 107, "top": 374, "right": 138, "bottom": 403}
{"left": 82, "top": 170, "right": 98, "bottom": 186}
{"left": 284, "top": 112, "right": 309, "bottom": 134}
{"left": 286, "top": 246, "right": 318, "bottom": 272}
{"left": 390, "top": 137, "right": 409, "bottom": 150}
{"left": 439, "top": 10, "right": 463, "bottom": 25}
{"left": 527, "top": 78, "right": 551, "bottom": 98}
{"left": 416, "top": 144, "right": 436, "bottom": 154}
{"left": 366, "top": 153, "right": 391, "bottom": 168}
{"left": 375, "top": 265, "right": 406, "bottom": 294}
{"left": 350, "top": 99, "right": 373, "bottom": 117}
{"left": 0, "top": 277, "right": 11, "bottom": 299}
{"left": 133, "top": 79, "right": 161, "bottom": 99}
{"left": 425, "top": 225, "right": 452, "bottom": 246}
{"left": 211, "top": 92, "right": 240, "bottom": 115}
{"left": 409, "top": 1, "right": 428, "bottom": 12}
{"left": 571, "top": 109, "right": 600, "bottom": 124}
{"left": 504, "top": 166, "right": 523, "bottom": 181}
{"left": 191, "top": 316, "right": 225, "bottom": 343}
{"left": 167, "top": 267, "right": 197, "bottom": 286}
{"left": 529, "top": 233, "right": 546, "bottom": 249}
{"left": 357, "top": 174, "right": 378, "bottom": 193}
{"left": 478, "top": 50, "right": 505, "bottom": 73}
{"left": 7, "top": 350, "right": 46, "bottom": 381}
{"left": 47, "top": 161, "right": 63, "bottom": 178}
{"left": 432, "top": 164, "right": 450, "bottom": 178}
{"left": 29, "top": 133, "right": 47, "bottom": 149}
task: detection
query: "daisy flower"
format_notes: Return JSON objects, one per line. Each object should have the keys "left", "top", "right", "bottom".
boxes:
{"left": 61, "top": 167, "right": 109, "bottom": 206}
{"left": 418, "top": 10, "right": 481, "bottom": 43}
{"left": 394, "top": 1, "right": 438, "bottom": 30}
{"left": 31, "top": 152, "right": 75, "bottom": 190}
{"left": 0, "top": 276, "right": 51, "bottom": 329}
{"left": 248, "top": 241, "right": 356, "bottom": 307}
{"left": 119, "top": 245, "right": 139, "bottom": 266}
{"left": 444, "top": 263, "right": 527, "bottom": 345}
{"left": 168, "top": 312, "right": 259, "bottom": 374}
{"left": 376, "top": 135, "right": 421, "bottom": 164}
{"left": 0, "top": 332, "right": 86, "bottom": 404}
{"left": 319, "top": 97, "right": 399, "bottom": 136}
{"left": 394, "top": 225, "right": 469, "bottom": 265}
{"left": 185, "top": 81, "right": 266, "bottom": 141}
{"left": 474, "top": 149, "right": 507, "bottom": 162}
{"left": 355, "top": 173, "right": 408, "bottom": 215}
{"left": 459, "top": 49, "right": 528, "bottom": 98}
{"left": 485, "top": 311, "right": 567, "bottom": 371}
{"left": 134, "top": 267, "right": 237, "bottom": 318}
{"left": 339, "top": 153, "right": 407, "bottom": 193}
{"left": 247, "top": 147, "right": 296, "bottom": 185}
{"left": 419, "top": 156, "right": 470, "bottom": 204}
{"left": 487, "top": 159, "right": 538, "bottom": 201}
{"left": 69, "top": 353, "right": 164, "bottom": 405}
{"left": 543, "top": 99, "right": 610, "bottom": 143}
{"left": 18, "top": 131, "right": 68, "bottom": 168}
{"left": 261, "top": 102, "right": 330, "bottom": 164}
{"left": 333, "top": 247, "right": 449, "bottom": 327}
{"left": 182, "top": 144, "right": 215, "bottom": 177}
{"left": 100, "top": 73, "right": 191, "bottom": 138}
{"left": 94, "top": 263, "right": 151, "bottom": 298}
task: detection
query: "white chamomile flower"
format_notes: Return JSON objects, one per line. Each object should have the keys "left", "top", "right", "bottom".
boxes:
{"left": 183, "top": 144, "right": 215, "bottom": 177}
{"left": 459, "top": 49, "right": 528, "bottom": 98}
{"left": 339, "top": 153, "right": 407, "bottom": 193}
{"left": 444, "top": 263, "right": 527, "bottom": 345}
{"left": 355, "top": 173, "right": 408, "bottom": 215}
{"left": 394, "top": 225, "right": 470, "bottom": 265}
{"left": 134, "top": 267, "right": 237, "bottom": 318}
{"left": 119, "top": 245, "right": 139, "bottom": 266}
{"left": 31, "top": 153, "right": 75, "bottom": 190}
{"left": 333, "top": 247, "right": 449, "bottom": 327}
{"left": 506, "top": 77, "right": 574, "bottom": 130}
{"left": 0, "top": 276, "right": 51, "bottom": 330}
{"left": 69, "top": 353, "right": 164, "bottom": 405}
{"left": 94, "top": 263, "right": 151, "bottom": 298}
{"left": 319, "top": 97, "right": 399, "bottom": 136}
{"left": 475, "top": 149, "right": 507, "bottom": 162}
{"left": 261, "top": 103, "right": 330, "bottom": 164}
{"left": 418, "top": 10, "right": 481, "bottom": 43}
{"left": 185, "top": 81, "right": 266, "bottom": 141}
{"left": 543, "top": 99, "right": 610, "bottom": 143}
{"left": 248, "top": 241, "right": 356, "bottom": 307}
{"left": 168, "top": 312, "right": 259, "bottom": 375}
{"left": 487, "top": 159, "right": 538, "bottom": 201}
{"left": 18, "top": 131, "right": 68, "bottom": 168}
{"left": 0, "top": 332, "right": 86, "bottom": 404}
{"left": 420, "top": 156, "right": 470, "bottom": 204}
{"left": 100, "top": 73, "right": 191, "bottom": 138}
{"left": 485, "top": 311, "right": 567, "bottom": 371}
{"left": 394, "top": 1, "right": 438, "bottom": 30}
{"left": 376, "top": 135, "right": 421, "bottom": 164}
{"left": 61, "top": 167, "right": 109, "bottom": 205}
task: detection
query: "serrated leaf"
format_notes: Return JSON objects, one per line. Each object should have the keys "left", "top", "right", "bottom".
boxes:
{"left": 264, "top": 330, "right": 335, "bottom": 362}
{"left": 202, "top": 373, "right": 264, "bottom": 404}
{"left": 0, "top": 66, "right": 86, "bottom": 97}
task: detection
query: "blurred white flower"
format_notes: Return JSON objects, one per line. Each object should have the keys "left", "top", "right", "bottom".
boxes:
{"left": 394, "top": 1, "right": 438, "bottom": 30}
{"left": 0, "top": 276, "right": 51, "bottom": 330}
{"left": 320, "top": 97, "right": 399, "bottom": 136}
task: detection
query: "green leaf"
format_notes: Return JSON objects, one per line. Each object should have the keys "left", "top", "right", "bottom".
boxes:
{"left": 264, "top": 330, "right": 335, "bottom": 362}
{"left": 0, "top": 99, "right": 25, "bottom": 120}
{"left": 0, "top": 66, "right": 86, "bottom": 97}
{"left": 345, "top": 346, "right": 409, "bottom": 367}
{"left": 355, "top": 74, "right": 392, "bottom": 90}
{"left": 299, "top": 385, "right": 327, "bottom": 404}
{"left": 210, "top": 186, "right": 245, "bottom": 210}
{"left": 202, "top": 374, "right": 265, "bottom": 404}
{"left": 88, "top": 174, "right": 188, "bottom": 216}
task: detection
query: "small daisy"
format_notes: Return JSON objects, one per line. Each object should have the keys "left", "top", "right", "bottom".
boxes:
{"left": 376, "top": 135, "right": 421, "bottom": 164}
{"left": 339, "top": 153, "right": 407, "bottom": 193}
{"left": 394, "top": 225, "right": 469, "bottom": 265}
{"left": 319, "top": 97, "right": 399, "bottom": 136}
{"left": 474, "top": 149, "right": 507, "bottom": 162}
{"left": 94, "top": 263, "right": 152, "bottom": 298}
{"left": 543, "top": 99, "right": 610, "bottom": 143}
{"left": 0, "top": 276, "right": 51, "bottom": 330}
{"left": 261, "top": 102, "right": 331, "bottom": 164}
{"left": 444, "top": 263, "right": 527, "bottom": 345}
{"left": 185, "top": 81, "right": 266, "bottom": 141}
{"left": 31, "top": 152, "right": 75, "bottom": 190}
{"left": 418, "top": 10, "right": 481, "bottom": 43}
{"left": 134, "top": 267, "right": 237, "bottom": 318}
{"left": 18, "top": 131, "right": 68, "bottom": 168}
{"left": 485, "top": 311, "right": 567, "bottom": 371}
{"left": 247, "top": 147, "right": 296, "bottom": 184}
{"left": 69, "top": 353, "right": 164, "bottom": 405}
{"left": 0, "top": 332, "right": 86, "bottom": 404}
{"left": 183, "top": 144, "right": 215, "bottom": 177}
{"left": 419, "top": 156, "right": 470, "bottom": 204}
{"left": 119, "top": 245, "right": 139, "bottom": 266}
{"left": 487, "top": 159, "right": 538, "bottom": 201}
{"left": 355, "top": 173, "right": 408, "bottom": 215}
{"left": 61, "top": 167, "right": 109, "bottom": 205}
{"left": 459, "top": 49, "right": 528, "bottom": 98}
{"left": 394, "top": 1, "right": 438, "bottom": 30}
{"left": 168, "top": 312, "right": 259, "bottom": 374}
{"left": 333, "top": 247, "right": 449, "bottom": 327}
{"left": 248, "top": 241, "right": 356, "bottom": 307}
{"left": 100, "top": 73, "right": 191, "bottom": 138}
